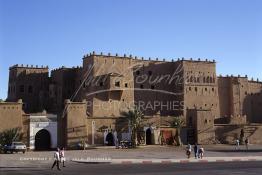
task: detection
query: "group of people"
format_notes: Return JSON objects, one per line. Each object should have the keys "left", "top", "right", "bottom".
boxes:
{"left": 51, "top": 147, "right": 66, "bottom": 171}
{"left": 235, "top": 137, "right": 249, "bottom": 150}
{"left": 186, "top": 143, "right": 204, "bottom": 159}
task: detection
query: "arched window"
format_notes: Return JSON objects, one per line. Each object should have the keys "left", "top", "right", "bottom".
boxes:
{"left": 197, "top": 77, "right": 200, "bottom": 83}
{"left": 206, "top": 76, "right": 210, "bottom": 83}
{"left": 190, "top": 76, "right": 193, "bottom": 82}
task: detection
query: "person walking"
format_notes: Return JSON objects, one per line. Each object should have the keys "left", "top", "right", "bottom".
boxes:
{"left": 245, "top": 138, "right": 249, "bottom": 150}
{"left": 60, "top": 147, "right": 66, "bottom": 167}
{"left": 198, "top": 145, "right": 204, "bottom": 159}
{"left": 235, "top": 139, "right": 240, "bottom": 150}
{"left": 193, "top": 143, "right": 198, "bottom": 159}
{"left": 51, "top": 148, "right": 61, "bottom": 171}
{"left": 186, "top": 144, "right": 192, "bottom": 159}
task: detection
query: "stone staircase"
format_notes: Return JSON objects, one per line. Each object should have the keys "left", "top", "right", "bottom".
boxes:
{"left": 244, "top": 124, "right": 262, "bottom": 144}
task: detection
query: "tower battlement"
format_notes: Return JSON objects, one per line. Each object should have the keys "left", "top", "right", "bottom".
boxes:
{"left": 82, "top": 51, "right": 216, "bottom": 63}
{"left": 9, "top": 64, "right": 49, "bottom": 70}
{"left": 51, "top": 66, "right": 82, "bottom": 73}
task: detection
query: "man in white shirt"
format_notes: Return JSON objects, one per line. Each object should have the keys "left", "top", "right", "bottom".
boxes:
{"left": 51, "top": 148, "right": 61, "bottom": 171}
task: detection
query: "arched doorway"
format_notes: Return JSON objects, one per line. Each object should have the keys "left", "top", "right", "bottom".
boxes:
{"left": 146, "top": 128, "right": 152, "bottom": 145}
{"left": 35, "top": 129, "right": 51, "bottom": 150}
{"left": 106, "top": 132, "right": 114, "bottom": 146}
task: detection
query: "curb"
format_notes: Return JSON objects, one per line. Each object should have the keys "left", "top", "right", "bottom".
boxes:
{"left": 72, "top": 156, "right": 262, "bottom": 164}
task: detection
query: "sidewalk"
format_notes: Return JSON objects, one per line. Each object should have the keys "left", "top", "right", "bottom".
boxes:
{"left": 70, "top": 144, "right": 262, "bottom": 164}
{"left": 72, "top": 156, "right": 262, "bottom": 164}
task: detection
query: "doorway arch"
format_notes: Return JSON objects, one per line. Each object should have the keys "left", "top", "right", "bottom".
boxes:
{"left": 106, "top": 132, "right": 114, "bottom": 146}
{"left": 146, "top": 128, "right": 152, "bottom": 145}
{"left": 35, "top": 129, "right": 51, "bottom": 150}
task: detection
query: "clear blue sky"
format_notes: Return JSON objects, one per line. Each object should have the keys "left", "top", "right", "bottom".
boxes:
{"left": 0, "top": 0, "right": 261, "bottom": 100}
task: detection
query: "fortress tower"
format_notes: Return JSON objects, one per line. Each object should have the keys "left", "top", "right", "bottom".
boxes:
{"left": 7, "top": 64, "right": 49, "bottom": 113}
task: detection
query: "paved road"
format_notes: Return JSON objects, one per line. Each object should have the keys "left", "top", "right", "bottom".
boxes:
{"left": 1, "top": 161, "right": 262, "bottom": 175}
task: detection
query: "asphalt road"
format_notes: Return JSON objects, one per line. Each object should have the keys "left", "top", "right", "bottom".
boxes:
{"left": 1, "top": 161, "right": 262, "bottom": 175}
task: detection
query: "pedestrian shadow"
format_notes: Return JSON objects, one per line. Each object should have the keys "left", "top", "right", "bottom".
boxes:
{"left": 0, "top": 167, "right": 36, "bottom": 169}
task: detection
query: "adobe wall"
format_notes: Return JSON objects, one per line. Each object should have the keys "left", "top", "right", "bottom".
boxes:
{"left": 64, "top": 100, "right": 88, "bottom": 148}
{"left": 247, "top": 81, "right": 262, "bottom": 123}
{"left": 85, "top": 117, "right": 124, "bottom": 145}
{"left": 215, "top": 115, "right": 247, "bottom": 125}
{"left": 133, "top": 61, "right": 183, "bottom": 116}
{"left": 196, "top": 110, "right": 215, "bottom": 144}
{"left": 0, "top": 100, "right": 24, "bottom": 133}
{"left": 22, "top": 114, "right": 30, "bottom": 146}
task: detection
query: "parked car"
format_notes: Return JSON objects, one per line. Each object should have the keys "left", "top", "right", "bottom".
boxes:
{"left": 3, "top": 142, "right": 26, "bottom": 154}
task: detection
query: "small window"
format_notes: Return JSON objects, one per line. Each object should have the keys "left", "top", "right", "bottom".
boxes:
{"left": 125, "top": 83, "right": 128, "bottom": 88}
{"left": 195, "top": 87, "right": 197, "bottom": 91}
{"left": 28, "top": 85, "right": 33, "bottom": 93}
{"left": 189, "top": 87, "right": 191, "bottom": 91}
{"left": 212, "top": 88, "right": 214, "bottom": 92}
{"left": 19, "top": 85, "right": 24, "bottom": 93}
{"left": 140, "top": 84, "right": 144, "bottom": 89}
{"left": 115, "top": 81, "right": 120, "bottom": 87}
{"left": 100, "top": 82, "right": 104, "bottom": 87}
{"left": 148, "top": 71, "right": 152, "bottom": 76}
{"left": 136, "top": 71, "right": 140, "bottom": 75}
{"left": 189, "top": 116, "right": 193, "bottom": 127}
{"left": 205, "top": 88, "right": 207, "bottom": 91}
{"left": 151, "top": 85, "right": 155, "bottom": 89}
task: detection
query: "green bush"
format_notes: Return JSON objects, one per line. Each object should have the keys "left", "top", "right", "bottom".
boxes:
{"left": 0, "top": 128, "right": 23, "bottom": 146}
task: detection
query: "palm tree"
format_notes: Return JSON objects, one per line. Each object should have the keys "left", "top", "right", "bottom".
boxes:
{"left": 0, "top": 128, "right": 23, "bottom": 146}
{"left": 171, "top": 116, "right": 185, "bottom": 146}
{"left": 121, "top": 107, "right": 144, "bottom": 147}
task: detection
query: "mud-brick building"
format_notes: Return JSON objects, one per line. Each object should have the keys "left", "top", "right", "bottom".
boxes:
{"left": 2, "top": 52, "right": 262, "bottom": 149}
